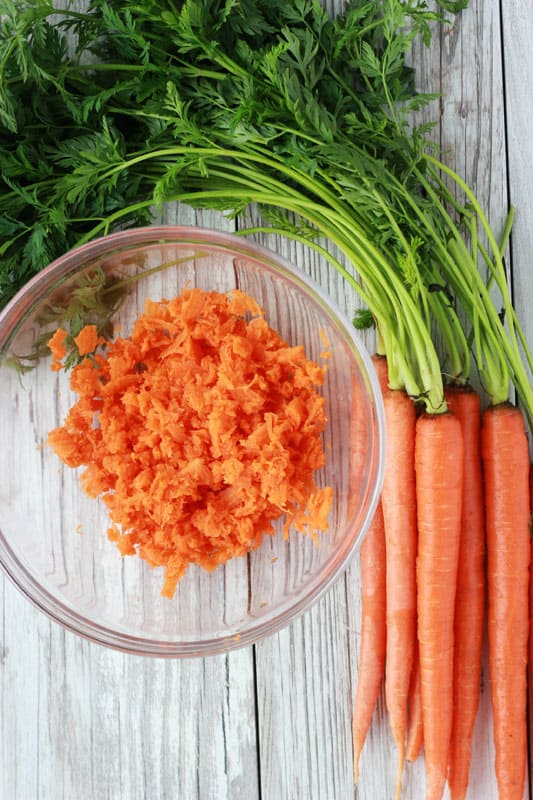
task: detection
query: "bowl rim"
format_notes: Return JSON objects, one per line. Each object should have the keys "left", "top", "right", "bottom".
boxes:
{"left": 0, "top": 225, "right": 386, "bottom": 657}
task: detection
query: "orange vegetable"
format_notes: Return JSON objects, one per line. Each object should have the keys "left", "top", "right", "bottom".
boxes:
{"left": 380, "top": 388, "right": 418, "bottom": 798}
{"left": 415, "top": 411, "right": 463, "bottom": 800}
{"left": 73, "top": 324, "right": 102, "bottom": 355}
{"left": 47, "top": 288, "right": 333, "bottom": 597}
{"left": 47, "top": 327, "right": 68, "bottom": 371}
{"left": 352, "top": 354, "right": 388, "bottom": 783}
{"left": 445, "top": 386, "right": 485, "bottom": 800}
{"left": 352, "top": 500, "right": 386, "bottom": 783}
{"left": 482, "top": 403, "right": 530, "bottom": 800}
{"left": 406, "top": 642, "right": 423, "bottom": 763}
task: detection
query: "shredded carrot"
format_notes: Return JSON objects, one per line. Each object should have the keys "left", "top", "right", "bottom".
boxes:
{"left": 47, "top": 287, "right": 333, "bottom": 597}
{"left": 48, "top": 327, "right": 68, "bottom": 371}
{"left": 73, "top": 324, "right": 103, "bottom": 355}
{"left": 318, "top": 328, "right": 331, "bottom": 359}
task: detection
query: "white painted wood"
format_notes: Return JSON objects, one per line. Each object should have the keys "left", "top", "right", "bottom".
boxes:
{"left": 1, "top": 3, "right": 531, "bottom": 800}
{"left": 240, "top": 207, "right": 372, "bottom": 800}
{"left": 500, "top": 0, "right": 533, "bottom": 402}
{"left": 439, "top": 1, "right": 508, "bottom": 230}
{"left": 1, "top": 580, "right": 259, "bottom": 800}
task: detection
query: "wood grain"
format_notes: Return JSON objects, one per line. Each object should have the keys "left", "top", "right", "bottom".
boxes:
{"left": 500, "top": 0, "right": 533, "bottom": 407}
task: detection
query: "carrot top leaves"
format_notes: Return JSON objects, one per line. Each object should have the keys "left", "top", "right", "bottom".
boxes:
{"left": 4, "top": 267, "right": 127, "bottom": 373}
{"left": 1, "top": 0, "right": 532, "bottom": 425}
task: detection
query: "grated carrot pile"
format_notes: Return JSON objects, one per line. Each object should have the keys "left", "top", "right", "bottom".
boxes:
{"left": 47, "top": 288, "right": 333, "bottom": 597}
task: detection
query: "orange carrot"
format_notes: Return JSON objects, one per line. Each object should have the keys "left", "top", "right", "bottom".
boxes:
{"left": 352, "top": 354, "right": 388, "bottom": 783}
{"left": 406, "top": 643, "right": 423, "bottom": 762}
{"left": 73, "top": 324, "right": 102, "bottom": 356}
{"left": 352, "top": 501, "right": 386, "bottom": 782}
{"left": 380, "top": 388, "right": 418, "bottom": 798}
{"left": 415, "top": 411, "right": 463, "bottom": 800}
{"left": 445, "top": 386, "right": 485, "bottom": 800}
{"left": 482, "top": 403, "right": 530, "bottom": 800}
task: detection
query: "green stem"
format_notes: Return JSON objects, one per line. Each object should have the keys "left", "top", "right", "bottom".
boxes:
{"left": 399, "top": 164, "right": 530, "bottom": 407}
{"left": 79, "top": 172, "right": 446, "bottom": 410}
{"left": 426, "top": 155, "right": 520, "bottom": 353}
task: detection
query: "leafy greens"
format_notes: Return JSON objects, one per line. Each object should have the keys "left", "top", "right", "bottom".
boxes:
{"left": 0, "top": 0, "right": 531, "bottom": 424}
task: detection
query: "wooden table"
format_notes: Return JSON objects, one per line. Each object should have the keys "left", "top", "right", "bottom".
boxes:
{"left": 1, "top": 2, "right": 531, "bottom": 798}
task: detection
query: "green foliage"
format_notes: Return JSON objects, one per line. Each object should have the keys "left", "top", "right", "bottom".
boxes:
{"left": 5, "top": 266, "right": 128, "bottom": 371}
{"left": 4, "top": 0, "right": 532, "bottom": 422}
{"left": 0, "top": 0, "right": 453, "bottom": 312}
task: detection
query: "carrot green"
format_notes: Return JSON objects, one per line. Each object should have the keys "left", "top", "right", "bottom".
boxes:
{"left": 0, "top": 0, "right": 531, "bottom": 427}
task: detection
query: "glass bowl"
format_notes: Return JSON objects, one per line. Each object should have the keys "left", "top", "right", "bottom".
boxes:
{"left": 0, "top": 226, "right": 384, "bottom": 657}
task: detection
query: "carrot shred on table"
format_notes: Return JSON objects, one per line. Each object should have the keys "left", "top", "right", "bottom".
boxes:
{"left": 47, "top": 288, "right": 333, "bottom": 597}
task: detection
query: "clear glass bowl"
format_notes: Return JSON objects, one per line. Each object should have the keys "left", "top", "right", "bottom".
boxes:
{"left": 0, "top": 227, "right": 384, "bottom": 656}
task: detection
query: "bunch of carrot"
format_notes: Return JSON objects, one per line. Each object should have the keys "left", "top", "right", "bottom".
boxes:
{"left": 341, "top": 77, "right": 532, "bottom": 795}
{"left": 352, "top": 369, "right": 531, "bottom": 800}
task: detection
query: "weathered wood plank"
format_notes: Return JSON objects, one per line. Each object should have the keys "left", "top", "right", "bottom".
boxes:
{"left": 1, "top": 578, "right": 259, "bottom": 800}
{"left": 240, "top": 208, "right": 371, "bottom": 800}
{"left": 440, "top": 4, "right": 531, "bottom": 799}
{"left": 500, "top": 0, "right": 533, "bottom": 394}
{"left": 413, "top": 3, "right": 528, "bottom": 799}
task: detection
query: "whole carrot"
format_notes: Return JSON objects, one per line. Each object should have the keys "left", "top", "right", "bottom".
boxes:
{"left": 352, "top": 354, "right": 388, "bottom": 783}
{"left": 482, "top": 403, "right": 530, "bottom": 800}
{"left": 352, "top": 501, "right": 386, "bottom": 783}
{"left": 445, "top": 386, "right": 485, "bottom": 800}
{"left": 380, "top": 388, "right": 418, "bottom": 798}
{"left": 416, "top": 411, "right": 463, "bottom": 800}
